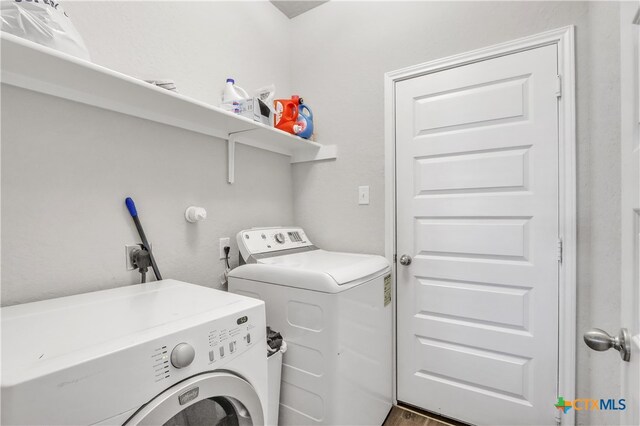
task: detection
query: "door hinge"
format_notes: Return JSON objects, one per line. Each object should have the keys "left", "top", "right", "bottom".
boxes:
{"left": 556, "top": 75, "right": 562, "bottom": 98}
{"left": 555, "top": 411, "right": 562, "bottom": 425}
{"left": 557, "top": 238, "right": 563, "bottom": 263}
{"left": 393, "top": 254, "right": 397, "bottom": 263}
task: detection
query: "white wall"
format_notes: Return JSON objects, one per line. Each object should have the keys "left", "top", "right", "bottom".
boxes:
{"left": 289, "top": 2, "right": 621, "bottom": 425}
{"left": 1, "top": 1, "right": 294, "bottom": 305}
{"left": 0, "top": 2, "right": 625, "bottom": 424}
{"left": 581, "top": 3, "right": 624, "bottom": 426}
{"left": 66, "top": 1, "right": 293, "bottom": 107}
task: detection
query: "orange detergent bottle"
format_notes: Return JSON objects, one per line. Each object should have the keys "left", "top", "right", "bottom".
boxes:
{"left": 274, "top": 97, "right": 299, "bottom": 134}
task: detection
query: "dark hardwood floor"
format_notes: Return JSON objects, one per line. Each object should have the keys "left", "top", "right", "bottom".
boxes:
{"left": 383, "top": 405, "right": 458, "bottom": 426}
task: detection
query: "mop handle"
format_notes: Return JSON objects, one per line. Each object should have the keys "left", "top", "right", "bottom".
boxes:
{"left": 125, "top": 197, "right": 163, "bottom": 281}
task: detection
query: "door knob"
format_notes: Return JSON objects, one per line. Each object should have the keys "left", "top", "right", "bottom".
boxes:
{"left": 583, "top": 328, "right": 631, "bottom": 362}
{"left": 399, "top": 255, "right": 412, "bottom": 266}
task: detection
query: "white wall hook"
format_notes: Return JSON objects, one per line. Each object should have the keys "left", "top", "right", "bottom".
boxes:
{"left": 185, "top": 206, "right": 207, "bottom": 223}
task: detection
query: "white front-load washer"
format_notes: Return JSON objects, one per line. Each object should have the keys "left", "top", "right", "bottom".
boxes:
{"left": 228, "top": 227, "right": 392, "bottom": 426}
{"left": 1, "top": 279, "right": 268, "bottom": 425}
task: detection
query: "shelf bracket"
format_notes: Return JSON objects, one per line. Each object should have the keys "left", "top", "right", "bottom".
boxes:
{"left": 228, "top": 137, "right": 235, "bottom": 184}
{"left": 227, "top": 129, "right": 259, "bottom": 184}
{"left": 226, "top": 128, "right": 337, "bottom": 183}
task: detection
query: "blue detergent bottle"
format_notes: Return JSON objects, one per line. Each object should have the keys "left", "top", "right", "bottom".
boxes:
{"left": 296, "top": 104, "right": 314, "bottom": 139}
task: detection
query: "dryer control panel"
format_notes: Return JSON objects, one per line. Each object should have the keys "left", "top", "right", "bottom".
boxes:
{"left": 237, "top": 227, "right": 314, "bottom": 261}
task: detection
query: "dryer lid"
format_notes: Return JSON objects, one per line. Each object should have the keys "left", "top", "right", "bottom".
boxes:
{"left": 230, "top": 249, "right": 390, "bottom": 292}
{"left": 258, "top": 249, "right": 389, "bottom": 285}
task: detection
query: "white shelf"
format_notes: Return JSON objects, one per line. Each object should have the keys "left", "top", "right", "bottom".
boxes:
{"left": 0, "top": 33, "right": 337, "bottom": 183}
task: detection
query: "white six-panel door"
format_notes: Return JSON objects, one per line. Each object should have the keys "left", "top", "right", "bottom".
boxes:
{"left": 621, "top": 4, "right": 640, "bottom": 425}
{"left": 396, "top": 45, "right": 560, "bottom": 425}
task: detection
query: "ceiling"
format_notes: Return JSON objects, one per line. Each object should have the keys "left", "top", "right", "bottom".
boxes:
{"left": 270, "top": 1, "right": 329, "bottom": 19}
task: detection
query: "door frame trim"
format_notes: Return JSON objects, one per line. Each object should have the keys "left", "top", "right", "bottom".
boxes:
{"left": 384, "top": 26, "right": 577, "bottom": 426}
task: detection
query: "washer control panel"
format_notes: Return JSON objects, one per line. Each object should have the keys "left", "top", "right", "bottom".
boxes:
{"left": 205, "top": 314, "right": 256, "bottom": 365}
{"left": 238, "top": 227, "right": 313, "bottom": 255}
{"left": 149, "top": 311, "right": 259, "bottom": 383}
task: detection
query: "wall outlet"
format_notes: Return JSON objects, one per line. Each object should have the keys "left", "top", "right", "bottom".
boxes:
{"left": 358, "top": 186, "right": 370, "bottom": 205}
{"left": 125, "top": 244, "right": 141, "bottom": 270}
{"left": 219, "top": 237, "right": 230, "bottom": 260}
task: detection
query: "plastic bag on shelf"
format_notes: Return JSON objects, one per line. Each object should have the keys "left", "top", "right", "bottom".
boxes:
{"left": 255, "top": 84, "right": 276, "bottom": 106}
{"left": 1, "top": 0, "right": 90, "bottom": 61}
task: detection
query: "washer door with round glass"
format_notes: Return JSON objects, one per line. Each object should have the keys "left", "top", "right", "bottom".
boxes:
{"left": 125, "top": 372, "right": 264, "bottom": 426}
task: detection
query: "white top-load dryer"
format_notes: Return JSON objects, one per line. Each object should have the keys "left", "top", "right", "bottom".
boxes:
{"left": 228, "top": 227, "right": 392, "bottom": 426}
{"left": 1, "top": 280, "right": 268, "bottom": 426}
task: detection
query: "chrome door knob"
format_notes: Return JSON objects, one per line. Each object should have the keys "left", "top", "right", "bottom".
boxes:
{"left": 584, "top": 328, "right": 631, "bottom": 362}
{"left": 399, "top": 255, "right": 412, "bottom": 266}
{"left": 171, "top": 343, "right": 196, "bottom": 368}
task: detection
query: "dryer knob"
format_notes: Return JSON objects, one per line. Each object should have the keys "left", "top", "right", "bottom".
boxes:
{"left": 171, "top": 343, "right": 195, "bottom": 369}
{"left": 274, "top": 233, "right": 285, "bottom": 244}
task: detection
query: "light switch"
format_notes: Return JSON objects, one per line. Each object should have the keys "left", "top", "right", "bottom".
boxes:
{"left": 358, "top": 186, "right": 370, "bottom": 205}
